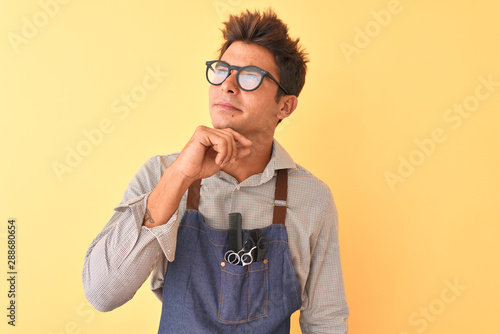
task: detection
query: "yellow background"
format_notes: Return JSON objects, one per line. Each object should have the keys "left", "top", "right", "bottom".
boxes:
{"left": 1, "top": 0, "right": 499, "bottom": 333}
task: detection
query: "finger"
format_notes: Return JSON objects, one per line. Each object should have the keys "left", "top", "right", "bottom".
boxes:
{"left": 209, "top": 132, "right": 234, "bottom": 166}
{"left": 224, "top": 132, "right": 237, "bottom": 165}
{"left": 212, "top": 142, "right": 227, "bottom": 166}
{"left": 214, "top": 129, "right": 244, "bottom": 166}
{"left": 198, "top": 127, "right": 251, "bottom": 166}
{"left": 195, "top": 127, "right": 225, "bottom": 165}
{"left": 236, "top": 146, "right": 251, "bottom": 160}
{"left": 226, "top": 129, "right": 252, "bottom": 147}
{"left": 217, "top": 129, "right": 251, "bottom": 164}
{"left": 228, "top": 132, "right": 238, "bottom": 164}
{"left": 217, "top": 132, "right": 235, "bottom": 166}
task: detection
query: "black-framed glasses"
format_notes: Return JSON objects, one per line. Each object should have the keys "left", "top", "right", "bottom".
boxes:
{"left": 205, "top": 60, "right": 289, "bottom": 95}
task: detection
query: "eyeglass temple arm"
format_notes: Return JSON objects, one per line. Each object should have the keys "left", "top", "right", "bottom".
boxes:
{"left": 265, "top": 72, "right": 290, "bottom": 95}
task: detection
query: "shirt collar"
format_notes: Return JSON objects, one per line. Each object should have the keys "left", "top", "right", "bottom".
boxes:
{"left": 269, "top": 139, "right": 296, "bottom": 172}
{"left": 216, "top": 139, "right": 296, "bottom": 186}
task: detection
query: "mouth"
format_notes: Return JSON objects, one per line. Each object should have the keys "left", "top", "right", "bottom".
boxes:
{"left": 214, "top": 101, "right": 242, "bottom": 112}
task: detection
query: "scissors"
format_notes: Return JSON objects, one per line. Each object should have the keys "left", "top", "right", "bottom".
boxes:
{"left": 224, "top": 230, "right": 268, "bottom": 266}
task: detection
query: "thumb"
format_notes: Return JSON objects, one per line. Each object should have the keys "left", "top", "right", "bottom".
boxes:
{"left": 236, "top": 146, "right": 252, "bottom": 160}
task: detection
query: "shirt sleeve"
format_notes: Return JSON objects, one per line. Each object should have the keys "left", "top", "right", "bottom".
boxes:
{"left": 82, "top": 155, "right": 182, "bottom": 312}
{"left": 300, "top": 190, "right": 349, "bottom": 333}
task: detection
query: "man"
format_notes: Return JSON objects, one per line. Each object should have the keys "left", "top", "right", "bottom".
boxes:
{"left": 83, "top": 9, "right": 349, "bottom": 334}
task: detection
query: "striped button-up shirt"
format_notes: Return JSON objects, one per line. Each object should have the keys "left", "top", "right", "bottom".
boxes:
{"left": 82, "top": 140, "right": 349, "bottom": 333}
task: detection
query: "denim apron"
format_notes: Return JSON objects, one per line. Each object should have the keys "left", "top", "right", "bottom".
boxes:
{"left": 158, "top": 169, "right": 301, "bottom": 334}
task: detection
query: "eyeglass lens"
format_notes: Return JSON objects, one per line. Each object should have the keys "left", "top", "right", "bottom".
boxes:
{"left": 207, "top": 61, "right": 264, "bottom": 91}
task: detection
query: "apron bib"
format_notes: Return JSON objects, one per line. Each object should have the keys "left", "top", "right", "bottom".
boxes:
{"left": 158, "top": 170, "right": 301, "bottom": 334}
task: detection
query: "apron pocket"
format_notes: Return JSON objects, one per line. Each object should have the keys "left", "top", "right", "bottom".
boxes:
{"left": 218, "top": 260, "right": 269, "bottom": 324}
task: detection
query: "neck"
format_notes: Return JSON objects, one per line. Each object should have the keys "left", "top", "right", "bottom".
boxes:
{"left": 222, "top": 134, "right": 274, "bottom": 183}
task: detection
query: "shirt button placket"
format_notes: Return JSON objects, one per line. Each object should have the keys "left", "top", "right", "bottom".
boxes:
{"left": 229, "top": 185, "right": 240, "bottom": 213}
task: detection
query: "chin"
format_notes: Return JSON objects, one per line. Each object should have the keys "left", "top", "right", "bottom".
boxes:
{"left": 212, "top": 121, "right": 236, "bottom": 131}
{"left": 211, "top": 114, "right": 240, "bottom": 130}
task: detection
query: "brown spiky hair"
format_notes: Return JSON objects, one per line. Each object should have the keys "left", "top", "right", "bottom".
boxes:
{"left": 218, "top": 8, "right": 309, "bottom": 101}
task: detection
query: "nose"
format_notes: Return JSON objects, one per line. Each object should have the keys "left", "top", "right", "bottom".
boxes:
{"left": 220, "top": 70, "right": 239, "bottom": 94}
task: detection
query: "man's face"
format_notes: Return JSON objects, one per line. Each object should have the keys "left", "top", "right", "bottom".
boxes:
{"left": 209, "top": 41, "right": 283, "bottom": 139}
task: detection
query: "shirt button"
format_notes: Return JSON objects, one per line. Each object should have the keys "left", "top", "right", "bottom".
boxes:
{"left": 235, "top": 185, "right": 240, "bottom": 191}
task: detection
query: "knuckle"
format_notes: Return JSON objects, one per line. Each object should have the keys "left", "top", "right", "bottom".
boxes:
{"left": 195, "top": 125, "right": 207, "bottom": 132}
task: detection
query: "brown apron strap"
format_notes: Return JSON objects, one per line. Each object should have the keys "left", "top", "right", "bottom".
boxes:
{"left": 186, "top": 179, "right": 201, "bottom": 210}
{"left": 186, "top": 169, "right": 288, "bottom": 224}
{"left": 272, "top": 169, "right": 288, "bottom": 225}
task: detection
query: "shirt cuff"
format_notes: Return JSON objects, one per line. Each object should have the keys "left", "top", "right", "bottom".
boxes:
{"left": 145, "top": 210, "right": 180, "bottom": 262}
{"left": 114, "top": 193, "right": 181, "bottom": 264}
{"left": 111, "top": 193, "right": 150, "bottom": 269}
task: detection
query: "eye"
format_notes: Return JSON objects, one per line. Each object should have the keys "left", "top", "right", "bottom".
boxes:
{"left": 213, "top": 68, "right": 228, "bottom": 79}
{"left": 214, "top": 64, "right": 228, "bottom": 73}
{"left": 239, "top": 67, "right": 263, "bottom": 90}
{"left": 208, "top": 62, "right": 229, "bottom": 84}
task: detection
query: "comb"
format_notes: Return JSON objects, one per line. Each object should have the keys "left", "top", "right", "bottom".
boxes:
{"left": 228, "top": 212, "right": 242, "bottom": 252}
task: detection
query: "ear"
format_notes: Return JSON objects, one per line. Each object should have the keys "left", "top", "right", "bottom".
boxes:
{"left": 276, "top": 95, "right": 298, "bottom": 121}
